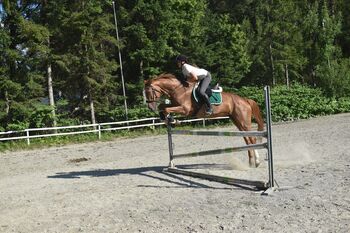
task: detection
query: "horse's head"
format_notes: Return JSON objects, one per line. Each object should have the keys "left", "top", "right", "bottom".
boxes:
{"left": 144, "top": 78, "right": 163, "bottom": 112}
{"left": 144, "top": 73, "right": 182, "bottom": 112}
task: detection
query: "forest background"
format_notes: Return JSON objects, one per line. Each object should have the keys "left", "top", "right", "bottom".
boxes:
{"left": 0, "top": 0, "right": 350, "bottom": 131}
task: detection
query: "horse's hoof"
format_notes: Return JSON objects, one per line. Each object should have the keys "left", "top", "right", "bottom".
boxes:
{"left": 255, "top": 160, "right": 261, "bottom": 168}
{"left": 249, "top": 160, "right": 260, "bottom": 168}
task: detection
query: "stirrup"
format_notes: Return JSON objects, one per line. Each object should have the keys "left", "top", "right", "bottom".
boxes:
{"left": 205, "top": 109, "right": 213, "bottom": 116}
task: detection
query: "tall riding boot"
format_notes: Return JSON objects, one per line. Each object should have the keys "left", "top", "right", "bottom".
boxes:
{"left": 202, "top": 94, "right": 212, "bottom": 115}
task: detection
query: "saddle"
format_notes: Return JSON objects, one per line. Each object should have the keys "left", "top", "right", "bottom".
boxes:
{"left": 192, "top": 83, "right": 223, "bottom": 105}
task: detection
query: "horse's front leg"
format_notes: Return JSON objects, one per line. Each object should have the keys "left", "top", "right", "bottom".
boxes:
{"left": 158, "top": 103, "right": 169, "bottom": 120}
{"left": 162, "top": 105, "right": 190, "bottom": 124}
{"left": 164, "top": 105, "right": 189, "bottom": 115}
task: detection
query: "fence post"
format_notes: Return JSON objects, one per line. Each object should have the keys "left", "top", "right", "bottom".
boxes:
{"left": 26, "top": 129, "right": 30, "bottom": 146}
{"left": 98, "top": 124, "right": 101, "bottom": 139}
{"left": 202, "top": 118, "right": 206, "bottom": 127}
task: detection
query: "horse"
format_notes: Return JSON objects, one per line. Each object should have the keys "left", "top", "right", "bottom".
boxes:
{"left": 144, "top": 73, "right": 265, "bottom": 168}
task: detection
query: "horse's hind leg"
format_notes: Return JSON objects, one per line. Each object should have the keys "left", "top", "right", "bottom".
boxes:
{"left": 243, "top": 136, "right": 260, "bottom": 168}
{"left": 230, "top": 109, "right": 260, "bottom": 168}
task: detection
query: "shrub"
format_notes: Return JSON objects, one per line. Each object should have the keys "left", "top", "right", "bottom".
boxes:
{"left": 316, "top": 58, "right": 350, "bottom": 98}
{"left": 235, "top": 84, "right": 350, "bottom": 122}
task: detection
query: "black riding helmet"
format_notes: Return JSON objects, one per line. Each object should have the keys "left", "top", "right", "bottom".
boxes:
{"left": 175, "top": 54, "right": 187, "bottom": 63}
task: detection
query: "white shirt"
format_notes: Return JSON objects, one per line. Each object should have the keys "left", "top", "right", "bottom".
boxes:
{"left": 182, "top": 63, "right": 208, "bottom": 78}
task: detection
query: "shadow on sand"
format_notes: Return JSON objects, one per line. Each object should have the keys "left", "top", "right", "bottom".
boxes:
{"left": 48, "top": 163, "right": 257, "bottom": 191}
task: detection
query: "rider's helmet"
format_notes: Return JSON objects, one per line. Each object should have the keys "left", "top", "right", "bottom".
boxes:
{"left": 175, "top": 54, "right": 187, "bottom": 63}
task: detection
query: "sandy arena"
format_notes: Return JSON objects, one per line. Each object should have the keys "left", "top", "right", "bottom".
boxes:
{"left": 0, "top": 113, "right": 349, "bottom": 232}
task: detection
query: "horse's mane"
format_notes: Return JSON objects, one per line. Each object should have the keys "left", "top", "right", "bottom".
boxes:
{"left": 154, "top": 73, "right": 177, "bottom": 81}
{"left": 145, "top": 73, "right": 180, "bottom": 86}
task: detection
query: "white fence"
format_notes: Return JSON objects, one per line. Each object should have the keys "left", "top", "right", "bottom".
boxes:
{"left": 0, "top": 116, "right": 230, "bottom": 145}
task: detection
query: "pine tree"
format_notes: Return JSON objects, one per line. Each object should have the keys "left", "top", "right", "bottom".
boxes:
{"left": 0, "top": 0, "right": 51, "bottom": 129}
{"left": 201, "top": 13, "right": 251, "bottom": 86}
{"left": 301, "top": 0, "right": 342, "bottom": 85}
{"left": 56, "top": 0, "right": 118, "bottom": 124}
{"left": 114, "top": 0, "right": 208, "bottom": 104}
{"left": 338, "top": 0, "right": 350, "bottom": 57}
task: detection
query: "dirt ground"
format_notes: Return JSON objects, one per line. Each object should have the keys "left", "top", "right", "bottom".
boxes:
{"left": 0, "top": 113, "right": 349, "bottom": 233}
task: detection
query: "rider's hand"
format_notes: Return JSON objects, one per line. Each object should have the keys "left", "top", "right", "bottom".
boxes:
{"left": 189, "top": 72, "right": 198, "bottom": 82}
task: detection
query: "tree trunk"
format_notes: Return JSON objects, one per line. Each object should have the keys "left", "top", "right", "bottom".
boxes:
{"left": 42, "top": 1, "right": 57, "bottom": 128}
{"left": 285, "top": 64, "right": 290, "bottom": 88}
{"left": 140, "top": 60, "right": 147, "bottom": 104}
{"left": 269, "top": 43, "right": 275, "bottom": 85}
{"left": 89, "top": 91, "right": 96, "bottom": 128}
{"left": 84, "top": 43, "right": 96, "bottom": 127}
{"left": 4, "top": 90, "right": 10, "bottom": 114}
{"left": 47, "top": 60, "right": 57, "bottom": 127}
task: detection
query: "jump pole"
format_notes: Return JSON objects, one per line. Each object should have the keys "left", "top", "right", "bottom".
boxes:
{"left": 262, "top": 85, "right": 277, "bottom": 195}
{"left": 164, "top": 86, "right": 276, "bottom": 193}
{"left": 166, "top": 167, "right": 267, "bottom": 189}
{"left": 167, "top": 119, "right": 175, "bottom": 168}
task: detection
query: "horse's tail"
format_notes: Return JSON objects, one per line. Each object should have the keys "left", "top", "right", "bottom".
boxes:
{"left": 246, "top": 98, "right": 264, "bottom": 132}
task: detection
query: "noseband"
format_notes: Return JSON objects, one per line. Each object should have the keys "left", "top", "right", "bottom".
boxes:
{"left": 145, "top": 85, "right": 163, "bottom": 103}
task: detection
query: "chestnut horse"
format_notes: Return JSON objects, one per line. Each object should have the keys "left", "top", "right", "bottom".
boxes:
{"left": 144, "top": 73, "right": 265, "bottom": 167}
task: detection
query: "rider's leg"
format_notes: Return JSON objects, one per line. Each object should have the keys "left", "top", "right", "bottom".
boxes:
{"left": 199, "top": 74, "right": 212, "bottom": 114}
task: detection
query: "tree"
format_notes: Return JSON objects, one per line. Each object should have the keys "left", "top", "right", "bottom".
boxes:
{"left": 0, "top": 0, "right": 51, "bottom": 129}
{"left": 338, "top": 0, "right": 350, "bottom": 57}
{"left": 56, "top": 0, "right": 119, "bottom": 124}
{"left": 316, "top": 58, "right": 350, "bottom": 97}
{"left": 116, "top": 0, "right": 208, "bottom": 104}
{"left": 301, "top": 0, "right": 342, "bottom": 86}
{"left": 200, "top": 14, "right": 251, "bottom": 86}
{"left": 0, "top": 22, "right": 19, "bottom": 127}
{"left": 34, "top": 0, "right": 58, "bottom": 128}
{"left": 236, "top": 0, "right": 307, "bottom": 86}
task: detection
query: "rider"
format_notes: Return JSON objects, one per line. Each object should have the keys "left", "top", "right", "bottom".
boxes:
{"left": 175, "top": 55, "right": 213, "bottom": 115}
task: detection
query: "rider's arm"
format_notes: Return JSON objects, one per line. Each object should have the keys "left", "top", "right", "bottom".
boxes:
{"left": 182, "top": 64, "right": 198, "bottom": 83}
{"left": 188, "top": 72, "right": 198, "bottom": 82}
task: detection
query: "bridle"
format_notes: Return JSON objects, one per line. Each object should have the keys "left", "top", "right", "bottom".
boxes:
{"left": 145, "top": 85, "right": 163, "bottom": 103}
{"left": 145, "top": 79, "right": 188, "bottom": 103}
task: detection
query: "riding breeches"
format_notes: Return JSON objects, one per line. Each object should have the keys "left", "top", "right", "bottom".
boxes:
{"left": 198, "top": 72, "right": 212, "bottom": 110}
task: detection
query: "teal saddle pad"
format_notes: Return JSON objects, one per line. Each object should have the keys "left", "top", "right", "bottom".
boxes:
{"left": 192, "top": 86, "right": 223, "bottom": 105}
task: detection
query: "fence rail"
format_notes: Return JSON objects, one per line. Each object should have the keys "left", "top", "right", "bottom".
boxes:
{"left": 0, "top": 116, "right": 230, "bottom": 145}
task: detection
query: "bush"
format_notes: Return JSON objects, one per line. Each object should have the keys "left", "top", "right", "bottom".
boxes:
{"left": 316, "top": 58, "right": 350, "bottom": 98}
{"left": 235, "top": 84, "right": 350, "bottom": 122}
{"left": 29, "top": 104, "right": 56, "bottom": 128}
{"left": 6, "top": 121, "right": 29, "bottom": 131}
